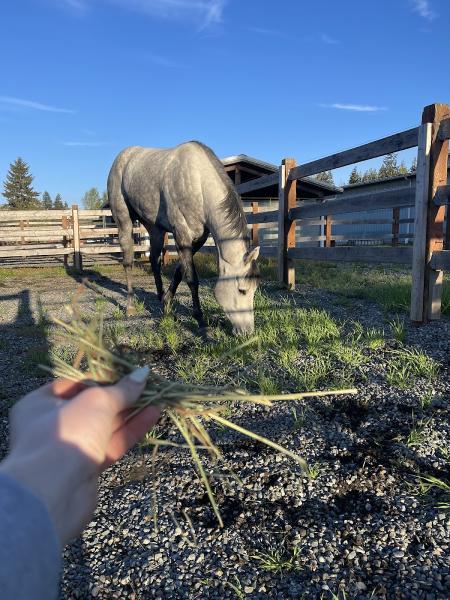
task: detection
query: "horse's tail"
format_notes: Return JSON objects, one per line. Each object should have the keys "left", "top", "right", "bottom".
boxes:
{"left": 107, "top": 148, "right": 139, "bottom": 268}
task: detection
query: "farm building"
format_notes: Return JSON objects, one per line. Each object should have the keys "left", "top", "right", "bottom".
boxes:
{"left": 225, "top": 152, "right": 450, "bottom": 249}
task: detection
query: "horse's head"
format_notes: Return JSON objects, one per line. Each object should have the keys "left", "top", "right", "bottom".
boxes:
{"left": 214, "top": 246, "right": 260, "bottom": 335}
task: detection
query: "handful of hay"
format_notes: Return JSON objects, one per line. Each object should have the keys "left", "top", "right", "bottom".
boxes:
{"left": 46, "top": 290, "right": 357, "bottom": 527}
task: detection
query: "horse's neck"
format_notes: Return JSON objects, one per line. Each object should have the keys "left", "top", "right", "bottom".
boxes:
{"left": 207, "top": 210, "right": 247, "bottom": 272}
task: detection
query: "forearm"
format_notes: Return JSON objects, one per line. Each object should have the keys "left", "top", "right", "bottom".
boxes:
{"left": 0, "top": 472, "right": 61, "bottom": 600}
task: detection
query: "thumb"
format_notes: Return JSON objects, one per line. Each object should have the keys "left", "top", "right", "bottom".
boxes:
{"left": 105, "top": 366, "right": 150, "bottom": 413}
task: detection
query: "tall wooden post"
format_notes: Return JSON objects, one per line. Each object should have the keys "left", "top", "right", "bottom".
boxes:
{"left": 62, "top": 215, "right": 69, "bottom": 267}
{"left": 411, "top": 103, "right": 450, "bottom": 322}
{"left": 72, "top": 204, "right": 82, "bottom": 272}
{"left": 251, "top": 201, "right": 259, "bottom": 246}
{"left": 278, "top": 158, "right": 297, "bottom": 289}
{"left": 325, "top": 215, "right": 333, "bottom": 247}
{"left": 422, "top": 104, "right": 450, "bottom": 320}
{"left": 392, "top": 207, "right": 400, "bottom": 246}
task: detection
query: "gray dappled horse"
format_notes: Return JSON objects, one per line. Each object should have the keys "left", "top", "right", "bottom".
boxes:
{"left": 107, "top": 141, "right": 260, "bottom": 334}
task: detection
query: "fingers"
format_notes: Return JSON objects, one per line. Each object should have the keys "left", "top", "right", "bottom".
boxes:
{"left": 103, "top": 367, "right": 150, "bottom": 413}
{"left": 104, "top": 404, "right": 161, "bottom": 466}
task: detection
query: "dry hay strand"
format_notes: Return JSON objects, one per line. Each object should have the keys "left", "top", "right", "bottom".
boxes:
{"left": 43, "top": 287, "right": 357, "bottom": 528}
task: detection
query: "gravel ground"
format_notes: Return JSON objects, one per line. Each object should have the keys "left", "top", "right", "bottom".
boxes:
{"left": 0, "top": 265, "right": 449, "bottom": 600}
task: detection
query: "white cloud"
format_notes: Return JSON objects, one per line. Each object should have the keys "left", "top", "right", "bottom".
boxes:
{"left": 320, "top": 103, "right": 388, "bottom": 113}
{"left": 321, "top": 33, "right": 339, "bottom": 45}
{"left": 62, "top": 0, "right": 226, "bottom": 28}
{"left": 0, "top": 95, "right": 75, "bottom": 114}
{"left": 411, "top": 0, "right": 436, "bottom": 20}
{"left": 64, "top": 141, "right": 108, "bottom": 146}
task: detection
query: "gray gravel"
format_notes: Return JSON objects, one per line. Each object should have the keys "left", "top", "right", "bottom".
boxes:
{"left": 0, "top": 265, "right": 449, "bottom": 600}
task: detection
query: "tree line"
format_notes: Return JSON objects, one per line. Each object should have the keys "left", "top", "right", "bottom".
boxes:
{"left": 314, "top": 152, "right": 417, "bottom": 186}
{"left": 1, "top": 157, "right": 108, "bottom": 211}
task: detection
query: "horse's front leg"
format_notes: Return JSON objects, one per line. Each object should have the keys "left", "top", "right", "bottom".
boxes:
{"left": 149, "top": 226, "right": 166, "bottom": 302}
{"left": 178, "top": 247, "right": 206, "bottom": 332}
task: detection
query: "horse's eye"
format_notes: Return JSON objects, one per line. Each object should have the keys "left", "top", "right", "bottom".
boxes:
{"left": 239, "top": 289, "right": 247, "bottom": 296}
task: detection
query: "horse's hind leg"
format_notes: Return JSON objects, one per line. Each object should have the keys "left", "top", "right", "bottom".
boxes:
{"left": 118, "top": 223, "right": 136, "bottom": 316}
{"left": 149, "top": 225, "right": 165, "bottom": 302}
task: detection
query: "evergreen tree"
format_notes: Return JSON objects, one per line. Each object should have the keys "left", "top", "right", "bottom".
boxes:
{"left": 398, "top": 161, "right": 408, "bottom": 176}
{"left": 63, "top": 201, "right": 69, "bottom": 209}
{"left": 409, "top": 156, "right": 417, "bottom": 173}
{"left": 101, "top": 190, "right": 108, "bottom": 206}
{"left": 53, "top": 193, "right": 64, "bottom": 209}
{"left": 378, "top": 153, "right": 399, "bottom": 179}
{"left": 2, "top": 157, "right": 40, "bottom": 209}
{"left": 314, "top": 171, "right": 334, "bottom": 185}
{"left": 82, "top": 187, "right": 103, "bottom": 209}
{"left": 348, "top": 167, "right": 361, "bottom": 185}
{"left": 42, "top": 191, "right": 53, "bottom": 210}
{"left": 361, "top": 168, "right": 379, "bottom": 183}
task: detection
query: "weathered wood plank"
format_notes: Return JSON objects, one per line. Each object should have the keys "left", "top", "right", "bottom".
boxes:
{"left": 288, "top": 246, "right": 413, "bottom": 265}
{"left": 0, "top": 247, "right": 73, "bottom": 258}
{"left": 430, "top": 250, "right": 450, "bottom": 270}
{"left": 81, "top": 244, "right": 150, "bottom": 255}
{"left": 246, "top": 210, "right": 279, "bottom": 224}
{"left": 236, "top": 172, "right": 279, "bottom": 195}
{"left": 438, "top": 118, "right": 450, "bottom": 141}
{"left": 0, "top": 210, "right": 71, "bottom": 221}
{"left": 289, "top": 187, "right": 415, "bottom": 221}
{"left": 288, "top": 127, "right": 419, "bottom": 181}
{"left": 433, "top": 185, "right": 450, "bottom": 206}
{"left": 410, "top": 123, "right": 433, "bottom": 321}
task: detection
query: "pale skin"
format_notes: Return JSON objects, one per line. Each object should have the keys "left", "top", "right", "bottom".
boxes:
{"left": 0, "top": 366, "right": 160, "bottom": 546}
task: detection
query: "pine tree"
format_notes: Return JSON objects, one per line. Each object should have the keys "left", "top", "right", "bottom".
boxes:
{"left": 398, "top": 161, "right": 408, "bottom": 176}
{"left": 53, "top": 193, "right": 64, "bottom": 209}
{"left": 63, "top": 201, "right": 69, "bottom": 209}
{"left": 42, "top": 191, "right": 53, "bottom": 210}
{"left": 348, "top": 167, "right": 361, "bottom": 185}
{"left": 409, "top": 156, "right": 417, "bottom": 173}
{"left": 314, "top": 171, "right": 334, "bottom": 185}
{"left": 2, "top": 158, "right": 40, "bottom": 209}
{"left": 82, "top": 188, "right": 103, "bottom": 209}
{"left": 378, "top": 153, "right": 399, "bottom": 179}
{"left": 361, "top": 168, "right": 379, "bottom": 183}
{"left": 101, "top": 190, "right": 108, "bottom": 207}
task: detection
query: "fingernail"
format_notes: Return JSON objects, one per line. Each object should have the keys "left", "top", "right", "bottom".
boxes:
{"left": 129, "top": 366, "right": 150, "bottom": 383}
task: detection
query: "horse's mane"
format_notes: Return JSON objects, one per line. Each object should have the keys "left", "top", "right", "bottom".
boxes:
{"left": 191, "top": 141, "right": 250, "bottom": 243}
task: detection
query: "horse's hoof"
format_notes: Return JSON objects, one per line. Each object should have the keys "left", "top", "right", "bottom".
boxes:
{"left": 199, "top": 326, "right": 214, "bottom": 343}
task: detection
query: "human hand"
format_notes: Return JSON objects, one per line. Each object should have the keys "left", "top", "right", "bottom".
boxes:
{"left": 0, "top": 367, "right": 160, "bottom": 546}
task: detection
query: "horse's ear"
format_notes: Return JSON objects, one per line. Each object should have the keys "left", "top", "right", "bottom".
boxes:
{"left": 244, "top": 246, "right": 260, "bottom": 264}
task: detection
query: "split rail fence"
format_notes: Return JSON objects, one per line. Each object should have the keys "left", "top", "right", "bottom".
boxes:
{"left": 0, "top": 103, "right": 449, "bottom": 323}
{"left": 236, "top": 102, "right": 450, "bottom": 323}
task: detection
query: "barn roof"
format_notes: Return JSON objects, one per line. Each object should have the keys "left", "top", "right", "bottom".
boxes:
{"left": 221, "top": 153, "right": 342, "bottom": 199}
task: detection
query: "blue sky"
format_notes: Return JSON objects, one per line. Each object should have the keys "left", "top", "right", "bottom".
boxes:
{"left": 1, "top": 0, "right": 449, "bottom": 204}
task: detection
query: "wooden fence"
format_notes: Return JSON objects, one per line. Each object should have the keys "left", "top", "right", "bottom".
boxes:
{"left": 236, "top": 102, "right": 450, "bottom": 323}
{"left": 0, "top": 103, "right": 448, "bottom": 322}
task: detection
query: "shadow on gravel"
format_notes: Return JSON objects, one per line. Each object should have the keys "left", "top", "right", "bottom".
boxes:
{"left": 0, "top": 289, "right": 51, "bottom": 437}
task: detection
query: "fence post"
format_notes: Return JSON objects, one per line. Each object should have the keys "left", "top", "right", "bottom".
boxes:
{"left": 325, "top": 215, "right": 333, "bottom": 247}
{"left": 62, "top": 214, "right": 69, "bottom": 267}
{"left": 278, "top": 158, "right": 297, "bottom": 289}
{"left": 411, "top": 103, "right": 450, "bottom": 322}
{"left": 251, "top": 201, "right": 259, "bottom": 246}
{"left": 72, "top": 204, "right": 82, "bottom": 272}
{"left": 392, "top": 207, "right": 400, "bottom": 246}
{"left": 422, "top": 104, "right": 450, "bottom": 320}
